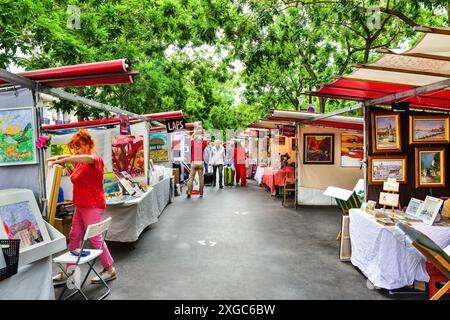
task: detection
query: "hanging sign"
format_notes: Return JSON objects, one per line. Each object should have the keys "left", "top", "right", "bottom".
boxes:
{"left": 166, "top": 118, "right": 186, "bottom": 133}
{"left": 119, "top": 114, "right": 131, "bottom": 135}
{"left": 280, "top": 125, "right": 296, "bottom": 137}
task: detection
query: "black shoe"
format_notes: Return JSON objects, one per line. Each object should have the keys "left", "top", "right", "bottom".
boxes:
{"left": 187, "top": 194, "right": 191, "bottom": 198}
{"left": 219, "top": 185, "right": 224, "bottom": 189}
{"left": 213, "top": 184, "right": 216, "bottom": 187}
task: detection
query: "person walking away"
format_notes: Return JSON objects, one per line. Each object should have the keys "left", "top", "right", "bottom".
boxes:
{"left": 49, "top": 129, "right": 117, "bottom": 286}
{"left": 187, "top": 130, "right": 207, "bottom": 198}
{"left": 234, "top": 141, "right": 247, "bottom": 187}
{"left": 210, "top": 139, "right": 225, "bottom": 188}
{"left": 203, "top": 141, "right": 212, "bottom": 173}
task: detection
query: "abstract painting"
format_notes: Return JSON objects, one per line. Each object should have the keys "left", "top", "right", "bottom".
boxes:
{"left": 372, "top": 113, "right": 401, "bottom": 153}
{"left": 368, "top": 156, "right": 407, "bottom": 184}
{"left": 0, "top": 107, "right": 36, "bottom": 166}
{"left": 112, "top": 135, "right": 145, "bottom": 177}
{"left": 415, "top": 147, "right": 446, "bottom": 188}
{"left": 409, "top": 115, "right": 450, "bottom": 144}
{"left": 341, "top": 134, "right": 363, "bottom": 167}
{"left": 303, "top": 134, "right": 334, "bottom": 164}
{"left": 104, "top": 172, "right": 121, "bottom": 196}
{"left": 149, "top": 133, "right": 169, "bottom": 162}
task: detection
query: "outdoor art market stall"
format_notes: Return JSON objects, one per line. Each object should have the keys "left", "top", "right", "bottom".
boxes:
{"left": 309, "top": 26, "right": 450, "bottom": 298}
{"left": 0, "top": 58, "right": 146, "bottom": 299}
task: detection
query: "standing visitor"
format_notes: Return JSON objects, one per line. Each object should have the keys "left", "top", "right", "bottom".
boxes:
{"left": 210, "top": 139, "right": 225, "bottom": 188}
{"left": 187, "top": 128, "right": 208, "bottom": 198}
{"left": 234, "top": 140, "right": 247, "bottom": 187}
{"left": 48, "top": 129, "right": 117, "bottom": 285}
{"left": 203, "top": 141, "right": 212, "bottom": 173}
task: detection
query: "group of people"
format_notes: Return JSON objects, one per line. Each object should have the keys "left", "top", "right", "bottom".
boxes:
{"left": 186, "top": 128, "right": 247, "bottom": 198}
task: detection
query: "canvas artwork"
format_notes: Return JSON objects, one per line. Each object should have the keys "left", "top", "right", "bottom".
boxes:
{"left": 372, "top": 113, "right": 401, "bottom": 153}
{"left": 341, "top": 134, "right": 363, "bottom": 167}
{"left": 415, "top": 147, "right": 446, "bottom": 188}
{"left": 304, "top": 134, "right": 334, "bottom": 164}
{"left": 112, "top": 135, "right": 145, "bottom": 177}
{"left": 410, "top": 115, "right": 450, "bottom": 144}
{"left": 405, "top": 198, "right": 423, "bottom": 218}
{"left": 379, "top": 192, "right": 399, "bottom": 207}
{"left": 339, "top": 216, "right": 351, "bottom": 261}
{"left": 0, "top": 108, "right": 36, "bottom": 166}
{"left": 149, "top": 133, "right": 169, "bottom": 162}
{"left": 416, "top": 196, "right": 443, "bottom": 225}
{"left": 368, "top": 156, "right": 407, "bottom": 184}
{"left": 50, "top": 144, "right": 75, "bottom": 174}
{"left": 104, "top": 172, "right": 121, "bottom": 196}
{"left": 0, "top": 189, "right": 51, "bottom": 252}
{"left": 115, "top": 172, "right": 136, "bottom": 196}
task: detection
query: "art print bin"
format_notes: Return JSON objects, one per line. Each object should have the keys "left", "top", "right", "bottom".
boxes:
{"left": 0, "top": 239, "right": 20, "bottom": 281}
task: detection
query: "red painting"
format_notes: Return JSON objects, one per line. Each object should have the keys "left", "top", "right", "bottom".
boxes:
{"left": 112, "top": 135, "right": 145, "bottom": 177}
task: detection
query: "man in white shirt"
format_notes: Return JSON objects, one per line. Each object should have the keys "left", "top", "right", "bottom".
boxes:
{"left": 210, "top": 139, "right": 226, "bottom": 188}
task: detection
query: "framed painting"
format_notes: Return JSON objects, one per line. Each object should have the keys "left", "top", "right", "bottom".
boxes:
{"left": 368, "top": 155, "right": 407, "bottom": 184}
{"left": 379, "top": 192, "right": 399, "bottom": 207}
{"left": 405, "top": 198, "right": 423, "bottom": 218}
{"left": 415, "top": 147, "right": 446, "bottom": 188}
{"left": 303, "top": 134, "right": 334, "bottom": 164}
{"left": 149, "top": 133, "right": 169, "bottom": 162}
{"left": 341, "top": 134, "right": 363, "bottom": 167}
{"left": 0, "top": 107, "right": 37, "bottom": 166}
{"left": 104, "top": 172, "right": 121, "bottom": 196}
{"left": 409, "top": 115, "right": 450, "bottom": 144}
{"left": 0, "top": 189, "right": 51, "bottom": 252}
{"left": 112, "top": 135, "right": 145, "bottom": 177}
{"left": 416, "top": 196, "right": 443, "bottom": 225}
{"left": 371, "top": 113, "right": 401, "bottom": 153}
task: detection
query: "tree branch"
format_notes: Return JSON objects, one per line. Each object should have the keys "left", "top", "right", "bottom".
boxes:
{"left": 378, "top": 6, "right": 419, "bottom": 27}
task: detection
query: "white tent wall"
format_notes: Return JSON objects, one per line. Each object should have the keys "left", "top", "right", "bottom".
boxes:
{"left": 0, "top": 88, "right": 42, "bottom": 203}
{"left": 297, "top": 124, "right": 363, "bottom": 205}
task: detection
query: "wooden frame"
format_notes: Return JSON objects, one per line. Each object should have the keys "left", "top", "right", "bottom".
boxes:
{"left": 303, "top": 133, "right": 334, "bottom": 164}
{"left": 379, "top": 191, "right": 399, "bottom": 207}
{"left": 368, "top": 155, "right": 407, "bottom": 184}
{"left": 415, "top": 147, "right": 446, "bottom": 188}
{"left": 409, "top": 115, "right": 450, "bottom": 144}
{"left": 339, "top": 215, "right": 351, "bottom": 261}
{"left": 371, "top": 112, "right": 402, "bottom": 153}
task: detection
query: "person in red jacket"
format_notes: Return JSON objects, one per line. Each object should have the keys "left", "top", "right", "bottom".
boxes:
{"left": 233, "top": 141, "right": 247, "bottom": 187}
{"left": 187, "top": 128, "right": 208, "bottom": 197}
{"left": 47, "top": 129, "right": 116, "bottom": 286}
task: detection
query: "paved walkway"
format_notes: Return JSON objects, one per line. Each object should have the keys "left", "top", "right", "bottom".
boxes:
{"left": 55, "top": 181, "right": 424, "bottom": 300}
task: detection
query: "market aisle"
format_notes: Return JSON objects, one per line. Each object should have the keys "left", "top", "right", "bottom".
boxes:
{"left": 55, "top": 181, "right": 415, "bottom": 300}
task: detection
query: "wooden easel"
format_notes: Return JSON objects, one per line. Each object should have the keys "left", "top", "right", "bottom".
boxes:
{"left": 382, "top": 190, "right": 402, "bottom": 212}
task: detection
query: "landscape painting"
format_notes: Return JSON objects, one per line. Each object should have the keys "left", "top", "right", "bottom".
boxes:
{"left": 410, "top": 116, "right": 450, "bottom": 144}
{"left": 372, "top": 113, "right": 401, "bottom": 153}
{"left": 415, "top": 147, "right": 445, "bottom": 188}
{"left": 112, "top": 135, "right": 145, "bottom": 177}
{"left": 0, "top": 108, "right": 36, "bottom": 166}
{"left": 368, "top": 156, "right": 407, "bottom": 184}
{"left": 304, "top": 134, "right": 334, "bottom": 164}
{"left": 149, "top": 133, "right": 169, "bottom": 162}
{"left": 341, "top": 134, "right": 363, "bottom": 167}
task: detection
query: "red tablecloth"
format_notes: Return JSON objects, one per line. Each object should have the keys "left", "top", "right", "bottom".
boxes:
{"left": 261, "top": 166, "right": 295, "bottom": 194}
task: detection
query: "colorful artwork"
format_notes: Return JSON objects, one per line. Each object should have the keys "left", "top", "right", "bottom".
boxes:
{"left": 149, "top": 133, "right": 169, "bottom": 162}
{"left": 51, "top": 144, "right": 75, "bottom": 173}
{"left": 104, "top": 172, "right": 121, "bottom": 196}
{"left": 368, "top": 156, "right": 407, "bottom": 184}
{"left": 112, "top": 135, "right": 145, "bottom": 177}
{"left": 341, "top": 134, "right": 363, "bottom": 167}
{"left": 0, "top": 108, "right": 36, "bottom": 166}
{"left": 415, "top": 147, "right": 446, "bottom": 188}
{"left": 372, "top": 113, "right": 401, "bottom": 153}
{"left": 0, "top": 201, "right": 44, "bottom": 250}
{"left": 303, "top": 134, "right": 334, "bottom": 164}
{"left": 409, "top": 116, "right": 450, "bottom": 144}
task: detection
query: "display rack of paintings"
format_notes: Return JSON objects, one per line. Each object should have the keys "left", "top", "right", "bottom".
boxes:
{"left": 303, "top": 134, "right": 334, "bottom": 164}
{"left": 409, "top": 115, "right": 450, "bottom": 144}
{"left": 112, "top": 135, "right": 145, "bottom": 177}
{"left": 0, "top": 107, "right": 37, "bottom": 166}
{"left": 341, "top": 134, "right": 363, "bottom": 167}
{"left": 368, "top": 155, "right": 407, "bottom": 184}
{"left": 415, "top": 147, "right": 446, "bottom": 188}
{"left": 371, "top": 113, "right": 402, "bottom": 153}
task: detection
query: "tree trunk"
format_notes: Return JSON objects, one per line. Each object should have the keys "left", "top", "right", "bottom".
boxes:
{"left": 319, "top": 97, "right": 326, "bottom": 113}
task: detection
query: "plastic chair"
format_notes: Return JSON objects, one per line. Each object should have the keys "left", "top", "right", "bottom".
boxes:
{"left": 282, "top": 176, "right": 296, "bottom": 207}
{"left": 397, "top": 222, "right": 450, "bottom": 300}
{"left": 53, "top": 217, "right": 112, "bottom": 300}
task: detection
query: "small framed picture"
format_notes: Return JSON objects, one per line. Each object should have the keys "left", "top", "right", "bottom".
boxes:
{"left": 379, "top": 192, "right": 399, "bottom": 207}
{"left": 367, "top": 200, "right": 377, "bottom": 211}
{"left": 416, "top": 196, "right": 443, "bottom": 225}
{"left": 409, "top": 115, "right": 450, "bottom": 144}
{"left": 415, "top": 147, "right": 446, "bottom": 188}
{"left": 383, "top": 180, "right": 399, "bottom": 192}
{"left": 360, "top": 202, "right": 368, "bottom": 211}
{"left": 405, "top": 198, "right": 424, "bottom": 218}
{"left": 371, "top": 112, "right": 402, "bottom": 153}
{"left": 368, "top": 156, "right": 407, "bottom": 184}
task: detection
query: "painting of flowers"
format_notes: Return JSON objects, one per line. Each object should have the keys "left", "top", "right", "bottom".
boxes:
{"left": 112, "top": 135, "right": 145, "bottom": 177}
{"left": 0, "top": 108, "right": 36, "bottom": 166}
{"left": 303, "top": 134, "right": 334, "bottom": 164}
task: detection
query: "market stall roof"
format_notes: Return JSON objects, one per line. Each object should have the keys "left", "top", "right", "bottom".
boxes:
{"left": 249, "top": 110, "right": 363, "bottom": 131}
{"left": 310, "top": 27, "right": 450, "bottom": 111}
{"left": 42, "top": 111, "right": 185, "bottom": 131}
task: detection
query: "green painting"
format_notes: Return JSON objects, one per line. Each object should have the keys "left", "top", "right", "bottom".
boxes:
{"left": 0, "top": 108, "right": 36, "bottom": 166}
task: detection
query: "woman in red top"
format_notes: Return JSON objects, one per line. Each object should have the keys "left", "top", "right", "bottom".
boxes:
{"left": 48, "top": 129, "right": 116, "bottom": 286}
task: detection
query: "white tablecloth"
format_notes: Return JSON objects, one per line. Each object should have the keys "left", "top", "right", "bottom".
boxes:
{"left": 0, "top": 256, "right": 55, "bottom": 300}
{"left": 349, "top": 208, "right": 450, "bottom": 290}
{"left": 254, "top": 166, "right": 265, "bottom": 185}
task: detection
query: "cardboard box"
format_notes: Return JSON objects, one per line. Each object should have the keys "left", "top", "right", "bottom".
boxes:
{"left": 173, "top": 168, "right": 180, "bottom": 184}
{"left": 54, "top": 215, "right": 73, "bottom": 240}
